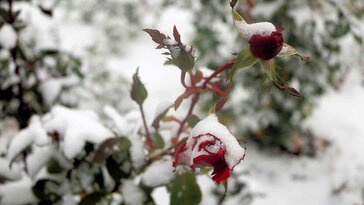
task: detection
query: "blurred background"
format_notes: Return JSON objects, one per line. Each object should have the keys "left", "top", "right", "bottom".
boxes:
{"left": 0, "top": 0, "right": 364, "bottom": 205}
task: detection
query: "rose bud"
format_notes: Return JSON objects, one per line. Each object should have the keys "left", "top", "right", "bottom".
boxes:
{"left": 235, "top": 20, "right": 284, "bottom": 60}
{"left": 173, "top": 115, "right": 246, "bottom": 184}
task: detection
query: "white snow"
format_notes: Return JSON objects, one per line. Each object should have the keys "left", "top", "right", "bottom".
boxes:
{"left": 235, "top": 21, "right": 277, "bottom": 41}
{"left": 25, "top": 145, "right": 54, "bottom": 178}
{"left": 43, "top": 105, "right": 113, "bottom": 159}
{"left": 40, "top": 75, "right": 80, "bottom": 106}
{"left": 0, "top": 174, "right": 37, "bottom": 205}
{"left": 0, "top": 24, "right": 17, "bottom": 50}
{"left": 0, "top": 158, "right": 22, "bottom": 181}
{"left": 121, "top": 180, "right": 146, "bottom": 205}
{"left": 182, "top": 115, "right": 246, "bottom": 169}
{"left": 7, "top": 116, "right": 49, "bottom": 162}
{"left": 154, "top": 101, "right": 173, "bottom": 119}
{"left": 128, "top": 129, "right": 146, "bottom": 169}
{"left": 141, "top": 160, "right": 174, "bottom": 187}
{"left": 103, "top": 106, "right": 146, "bottom": 169}
{"left": 104, "top": 105, "right": 128, "bottom": 136}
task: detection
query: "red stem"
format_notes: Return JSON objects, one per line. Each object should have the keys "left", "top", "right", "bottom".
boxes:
{"left": 202, "top": 61, "right": 234, "bottom": 88}
{"left": 175, "top": 93, "right": 199, "bottom": 140}
{"left": 139, "top": 104, "right": 154, "bottom": 149}
{"left": 180, "top": 71, "right": 188, "bottom": 88}
{"left": 188, "top": 70, "right": 196, "bottom": 87}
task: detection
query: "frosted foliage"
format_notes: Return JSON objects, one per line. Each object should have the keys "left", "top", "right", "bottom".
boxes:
{"left": 40, "top": 76, "right": 80, "bottom": 106}
{"left": 7, "top": 116, "right": 49, "bottom": 161}
{"left": 0, "top": 158, "right": 22, "bottom": 181}
{"left": 235, "top": 21, "right": 276, "bottom": 40}
{"left": 104, "top": 106, "right": 128, "bottom": 136}
{"left": 0, "top": 175, "right": 37, "bottom": 204}
{"left": 188, "top": 115, "right": 245, "bottom": 169}
{"left": 122, "top": 180, "right": 146, "bottom": 205}
{"left": 43, "top": 106, "right": 112, "bottom": 159}
{"left": 26, "top": 145, "right": 54, "bottom": 178}
{"left": 0, "top": 24, "right": 17, "bottom": 49}
{"left": 128, "top": 130, "right": 146, "bottom": 169}
{"left": 141, "top": 160, "right": 174, "bottom": 187}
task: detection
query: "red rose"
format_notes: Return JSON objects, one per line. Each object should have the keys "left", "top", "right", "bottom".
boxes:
{"left": 249, "top": 30, "right": 284, "bottom": 60}
{"left": 173, "top": 115, "right": 245, "bottom": 184}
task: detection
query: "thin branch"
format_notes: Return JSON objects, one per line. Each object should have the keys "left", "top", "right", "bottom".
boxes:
{"left": 180, "top": 71, "right": 188, "bottom": 88}
{"left": 139, "top": 104, "right": 154, "bottom": 149}
{"left": 175, "top": 93, "right": 199, "bottom": 140}
{"left": 202, "top": 61, "right": 234, "bottom": 88}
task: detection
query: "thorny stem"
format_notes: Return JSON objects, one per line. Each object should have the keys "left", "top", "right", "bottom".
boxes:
{"left": 149, "top": 60, "right": 235, "bottom": 162}
{"left": 202, "top": 61, "right": 234, "bottom": 88}
{"left": 175, "top": 93, "right": 199, "bottom": 140}
{"left": 139, "top": 104, "right": 154, "bottom": 149}
{"left": 175, "top": 61, "right": 234, "bottom": 140}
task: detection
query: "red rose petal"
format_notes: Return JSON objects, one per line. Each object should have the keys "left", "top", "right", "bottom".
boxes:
{"left": 211, "top": 162, "right": 230, "bottom": 184}
{"left": 192, "top": 148, "right": 230, "bottom": 184}
{"left": 249, "top": 31, "right": 284, "bottom": 60}
{"left": 173, "top": 142, "right": 187, "bottom": 167}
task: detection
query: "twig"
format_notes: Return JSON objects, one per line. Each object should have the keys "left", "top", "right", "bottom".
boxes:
{"left": 202, "top": 61, "right": 234, "bottom": 88}
{"left": 175, "top": 93, "right": 199, "bottom": 140}
{"left": 180, "top": 71, "right": 188, "bottom": 88}
{"left": 139, "top": 104, "right": 154, "bottom": 149}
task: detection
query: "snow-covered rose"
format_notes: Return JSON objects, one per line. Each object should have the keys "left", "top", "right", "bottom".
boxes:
{"left": 173, "top": 115, "right": 246, "bottom": 184}
{"left": 235, "top": 20, "right": 284, "bottom": 60}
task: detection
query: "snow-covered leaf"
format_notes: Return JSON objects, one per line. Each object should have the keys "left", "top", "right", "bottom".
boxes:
{"left": 7, "top": 116, "right": 49, "bottom": 164}
{"left": 43, "top": 106, "right": 113, "bottom": 159}
{"left": 141, "top": 160, "right": 174, "bottom": 187}
{"left": 122, "top": 180, "right": 146, "bottom": 205}
{"left": 79, "top": 192, "right": 108, "bottom": 205}
{"left": 0, "top": 158, "right": 22, "bottom": 181}
{"left": 32, "top": 179, "right": 61, "bottom": 203}
{"left": 0, "top": 24, "right": 17, "bottom": 49}
{"left": 26, "top": 145, "right": 54, "bottom": 178}
{"left": 168, "top": 173, "right": 201, "bottom": 205}
{"left": 93, "top": 137, "right": 131, "bottom": 164}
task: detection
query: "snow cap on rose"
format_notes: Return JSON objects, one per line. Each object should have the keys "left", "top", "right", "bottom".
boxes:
{"left": 173, "top": 115, "right": 246, "bottom": 184}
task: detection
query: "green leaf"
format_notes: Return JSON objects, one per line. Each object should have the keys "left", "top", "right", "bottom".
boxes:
{"left": 151, "top": 133, "right": 165, "bottom": 149}
{"left": 168, "top": 173, "right": 202, "bottom": 205}
{"left": 219, "top": 180, "right": 228, "bottom": 204}
{"left": 232, "top": 10, "right": 244, "bottom": 22}
{"left": 79, "top": 192, "right": 108, "bottom": 205}
{"left": 32, "top": 179, "right": 61, "bottom": 203}
{"left": 151, "top": 104, "right": 172, "bottom": 130}
{"left": 260, "top": 59, "right": 301, "bottom": 97}
{"left": 106, "top": 155, "right": 131, "bottom": 182}
{"left": 277, "top": 43, "right": 310, "bottom": 62}
{"left": 228, "top": 47, "right": 257, "bottom": 80}
{"left": 93, "top": 137, "right": 131, "bottom": 163}
{"left": 46, "top": 158, "right": 64, "bottom": 174}
{"left": 131, "top": 68, "right": 148, "bottom": 106}
{"left": 187, "top": 114, "right": 200, "bottom": 128}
